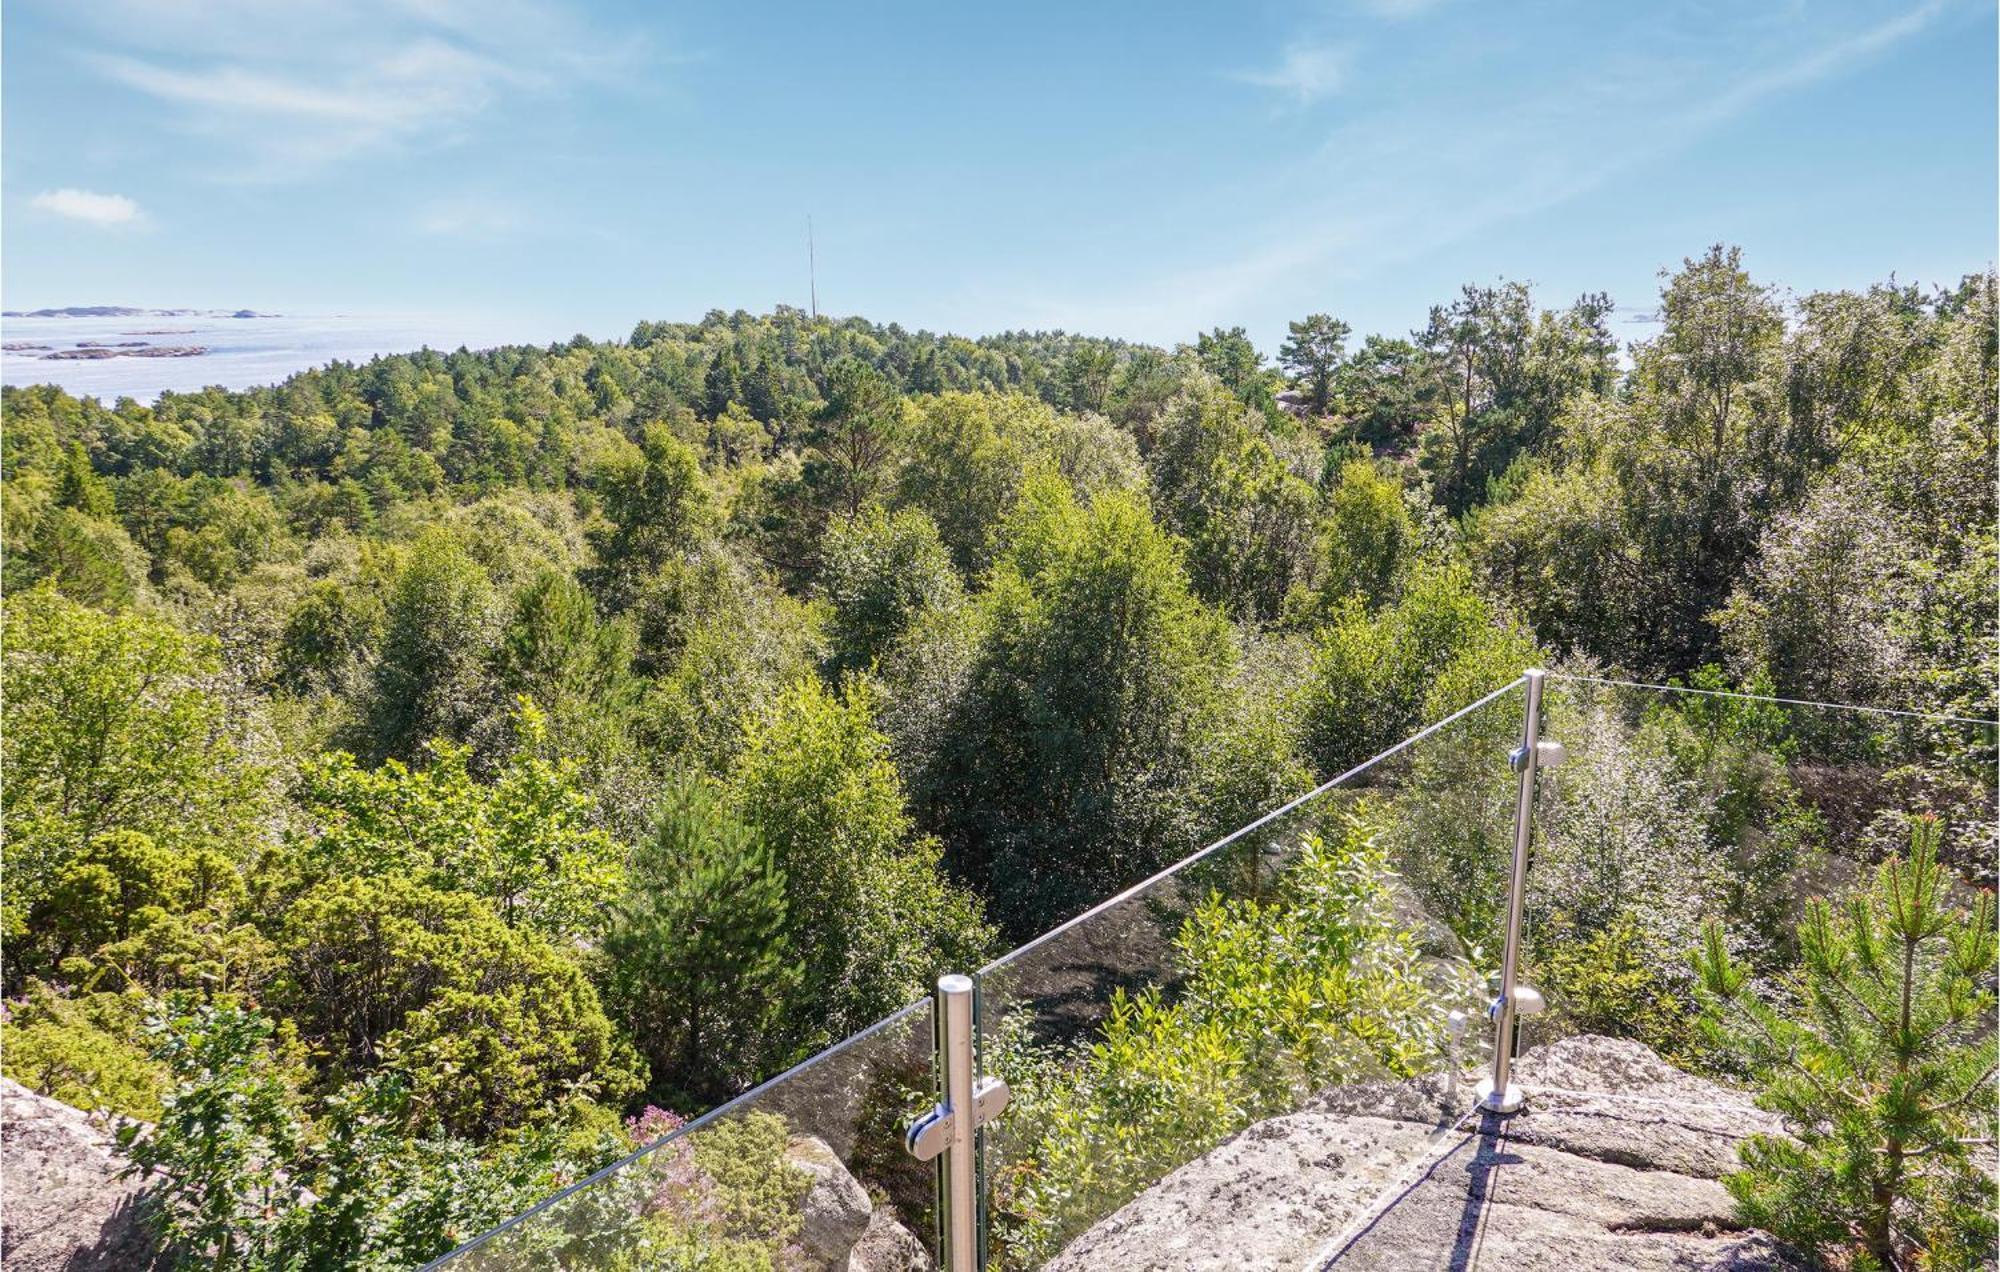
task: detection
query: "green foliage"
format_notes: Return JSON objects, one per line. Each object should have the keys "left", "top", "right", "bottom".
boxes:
{"left": 270, "top": 874, "right": 641, "bottom": 1137}
{"left": 1695, "top": 815, "right": 1998, "bottom": 1269}
{"left": 0, "top": 266, "right": 1991, "bottom": 1262}
{"left": 121, "top": 997, "right": 626, "bottom": 1270}
{"left": 1533, "top": 912, "right": 1698, "bottom": 1065}
{"left": 602, "top": 779, "right": 796, "bottom": 1104}
{"left": 627, "top": 547, "right": 828, "bottom": 777}
{"left": 0, "top": 983, "right": 163, "bottom": 1120}
{"left": 1413, "top": 283, "right": 1612, "bottom": 514}
{"left": 730, "top": 678, "right": 993, "bottom": 1051}
{"left": 1147, "top": 378, "right": 1320, "bottom": 622}
{"left": 2, "top": 590, "right": 266, "bottom": 977}
{"left": 1333, "top": 334, "right": 1436, "bottom": 453}
{"left": 159, "top": 483, "right": 293, "bottom": 591}
{"left": 587, "top": 424, "right": 712, "bottom": 612}
{"left": 1299, "top": 558, "right": 1539, "bottom": 775}
{"left": 806, "top": 359, "right": 902, "bottom": 523}
{"left": 893, "top": 390, "right": 1144, "bottom": 576}
{"left": 561, "top": 1111, "right": 810, "bottom": 1271}
{"left": 1193, "top": 326, "right": 1271, "bottom": 406}
{"left": 1310, "top": 458, "right": 1417, "bottom": 612}
{"left": 894, "top": 391, "right": 1054, "bottom": 574}
{"left": 364, "top": 527, "right": 499, "bottom": 760}
{"left": 293, "top": 704, "right": 624, "bottom": 945}
{"left": 1524, "top": 691, "right": 1733, "bottom": 1014}
{"left": 1636, "top": 667, "right": 1825, "bottom": 962}
{"left": 491, "top": 568, "right": 639, "bottom": 764}
{"left": 910, "top": 473, "right": 1250, "bottom": 931}
{"left": 819, "top": 504, "right": 962, "bottom": 674}
{"left": 55, "top": 440, "right": 117, "bottom": 516}
{"left": 1714, "top": 470, "right": 1912, "bottom": 709}
{"left": 686, "top": 1114, "right": 810, "bottom": 1255}
{"left": 1461, "top": 251, "right": 1994, "bottom": 685}
{"left": 122, "top": 999, "right": 313, "bottom": 1269}
{"left": 1463, "top": 439, "right": 1631, "bottom": 660}
{"left": 1278, "top": 314, "right": 1351, "bottom": 416}
{"left": 8, "top": 506, "right": 150, "bottom": 608}
{"left": 989, "top": 820, "right": 1458, "bottom": 1264}
{"left": 18, "top": 829, "right": 252, "bottom": 990}
{"left": 278, "top": 575, "right": 386, "bottom": 697}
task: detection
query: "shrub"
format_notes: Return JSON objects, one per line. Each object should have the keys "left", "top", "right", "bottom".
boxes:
{"left": 989, "top": 818, "right": 1462, "bottom": 1264}
{"left": 121, "top": 1000, "right": 313, "bottom": 1267}
{"left": 1298, "top": 559, "right": 1539, "bottom": 777}
{"left": 1532, "top": 911, "right": 1699, "bottom": 1066}
{"left": 0, "top": 983, "right": 162, "bottom": 1120}
{"left": 1694, "top": 814, "right": 1998, "bottom": 1269}
{"left": 270, "top": 875, "right": 642, "bottom": 1137}
{"left": 291, "top": 704, "right": 625, "bottom": 946}
{"left": 121, "top": 997, "right": 631, "bottom": 1270}
{"left": 2, "top": 590, "right": 266, "bottom": 977}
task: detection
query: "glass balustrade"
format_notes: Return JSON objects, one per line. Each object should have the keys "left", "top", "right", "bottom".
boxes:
{"left": 1521, "top": 673, "right": 1997, "bottom": 1063}
{"left": 971, "top": 679, "right": 1525, "bottom": 1268}
{"left": 435, "top": 671, "right": 1984, "bottom": 1270}
{"left": 424, "top": 999, "right": 941, "bottom": 1269}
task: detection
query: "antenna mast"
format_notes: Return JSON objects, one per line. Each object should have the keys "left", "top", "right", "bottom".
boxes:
{"left": 808, "top": 216, "right": 818, "bottom": 322}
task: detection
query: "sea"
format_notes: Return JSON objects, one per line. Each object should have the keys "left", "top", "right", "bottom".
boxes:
{"left": 1, "top": 311, "right": 574, "bottom": 404}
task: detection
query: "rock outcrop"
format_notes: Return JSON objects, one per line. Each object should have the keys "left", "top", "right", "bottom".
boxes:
{"left": 779, "top": 1132, "right": 932, "bottom": 1271}
{"left": 787, "top": 1135, "right": 876, "bottom": 1268}
{"left": 0, "top": 1077, "right": 159, "bottom": 1271}
{"left": 847, "top": 1205, "right": 934, "bottom": 1271}
{"left": 1047, "top": 1035, "right": 1804, "bottom": 1271}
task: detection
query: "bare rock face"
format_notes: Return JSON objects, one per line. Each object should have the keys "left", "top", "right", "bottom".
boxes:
{"left": 0, "top": 1077, "right": 159, "bottom": 1271}
{"left": 786, "top": 1134, "right": 876, "bottom": 1270}
{"left": 1047, "top": 1035, "right": 1806, "bottom": 1272}
{"left": 846, "top": 1205, "right": 934, "bottom": 1271}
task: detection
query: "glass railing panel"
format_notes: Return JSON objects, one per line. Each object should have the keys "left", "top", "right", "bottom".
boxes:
{"left": 426, "top": 998, "right": 940, "bottom": 1270}
{"left": 1526, "top": 673, "right": 1998, "bottom": 1063}
{"left": 972, "top": 680, "right": 1525, "bottom": 1269}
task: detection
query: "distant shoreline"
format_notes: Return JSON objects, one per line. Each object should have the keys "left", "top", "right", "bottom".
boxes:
{"left": 1, "top": 311, "right": 541, "bottom": 404}
{"left": 3, "top": 305, "right": 279, "bottom": 319}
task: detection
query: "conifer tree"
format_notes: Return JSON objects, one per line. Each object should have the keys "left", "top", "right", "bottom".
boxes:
{"left": 1695, "top": 814, "right": 1998, "bottom": 1269}
{"left": 601, "top": 778, "right": 796, "bottom": 1104}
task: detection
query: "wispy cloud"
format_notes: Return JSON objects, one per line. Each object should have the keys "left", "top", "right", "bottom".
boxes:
{"left": 1041, "top": 1, "right": 1958, "bottom": 340}
{"left": 57, "top": 0, "right": 646, "bottom": 177}
{"left": 414, "top": 196, "right": 526, "bottom": 241}
{"left": 31, "top": 188, "right": 145, "bottom": 226}
{"left": 1234, "top": 41, "right": 1350, "bottom": 108}
{"left": 95, "top": 39, "right": 521, "bottom": 169}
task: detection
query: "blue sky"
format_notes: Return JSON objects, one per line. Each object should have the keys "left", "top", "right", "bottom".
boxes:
{"left": 4, "top": 0, "right": 1994, "bottom": 352}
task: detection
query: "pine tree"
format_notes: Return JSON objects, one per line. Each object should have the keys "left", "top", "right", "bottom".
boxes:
{"left": 1694, "top": 814, "right": 1998, "bottom": 1269}
{"left": 1278, "top": 314, "right": 1351, "bottom": 416}
{"left": 805, "top": 358, "right": 900, "bottom": 522}
{"left": 601, "top": 778, "right": 796, "bottom": 1104}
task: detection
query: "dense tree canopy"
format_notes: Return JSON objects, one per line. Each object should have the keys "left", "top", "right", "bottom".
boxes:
{"left": 2, "top": 256, "right": 1992, "bottom": 1268}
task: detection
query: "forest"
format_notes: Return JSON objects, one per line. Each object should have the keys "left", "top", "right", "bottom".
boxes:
{"left": 2, "top": 246, "right": 1994, "bottom": 1269}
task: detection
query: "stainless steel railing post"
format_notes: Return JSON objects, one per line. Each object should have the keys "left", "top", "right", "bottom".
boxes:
{"left": 905, "top": 974, "right": 1010, "bottom": 1272}
{"left": 939, "top": 976, "right": 977, "bottom": 1268}
{"left": 1478, "top": 668, "right": 1559, "bottom": 1114}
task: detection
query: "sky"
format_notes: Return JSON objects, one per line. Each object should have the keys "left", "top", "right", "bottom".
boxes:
{"left": 4, "top": 0, "right": 1995, "bottom": 353}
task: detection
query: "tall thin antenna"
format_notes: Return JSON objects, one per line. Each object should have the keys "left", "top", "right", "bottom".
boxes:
{"left": 807, "top": 216, "right": 818, "bottom": 322}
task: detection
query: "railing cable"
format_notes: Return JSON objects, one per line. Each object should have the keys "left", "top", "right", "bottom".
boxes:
{"left": 1547, "top": 672, "right": 1997, "bottom": 728}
